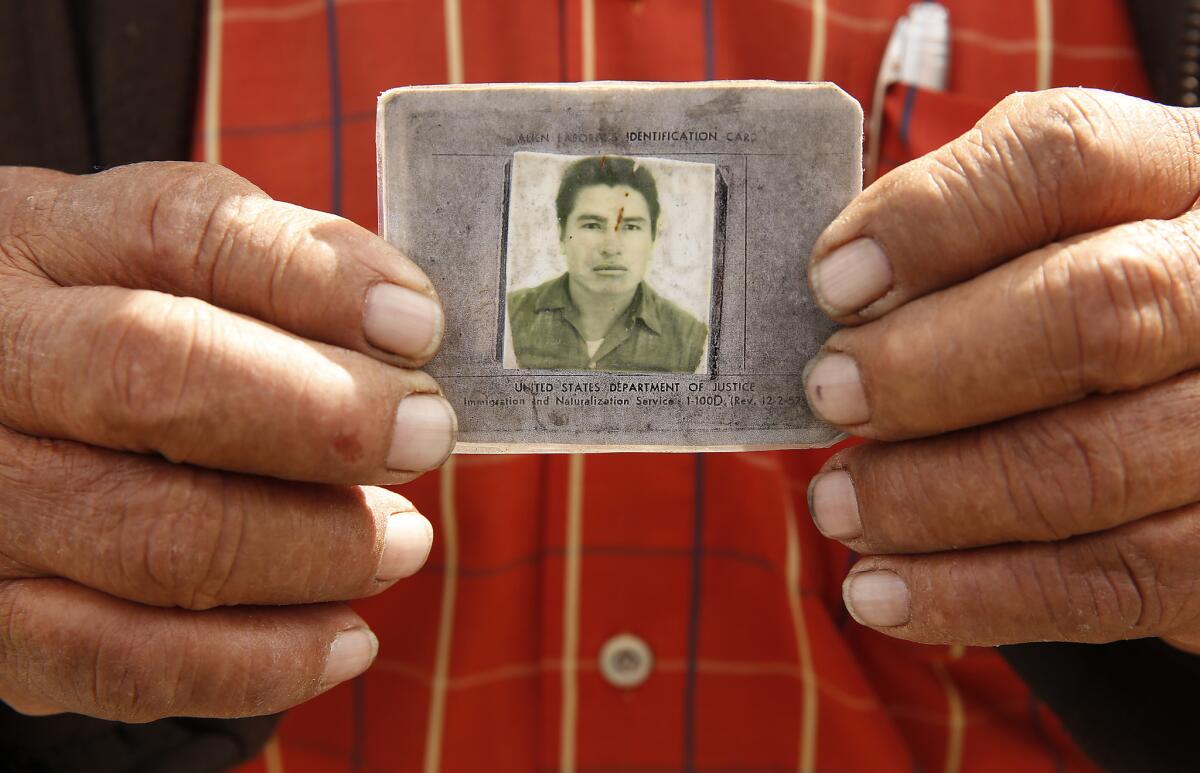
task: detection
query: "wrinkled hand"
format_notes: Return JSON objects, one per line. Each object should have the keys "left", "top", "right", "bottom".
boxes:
{"left": 0, "top": 162, "right": 455, "bottom": 720}
{"left": 804, "top": 89, "right": 1200, "bottom": 653}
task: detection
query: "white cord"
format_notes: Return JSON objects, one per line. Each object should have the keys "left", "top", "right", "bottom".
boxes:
{"left": 866, "top": 2, "right": 950, "bottom": 182}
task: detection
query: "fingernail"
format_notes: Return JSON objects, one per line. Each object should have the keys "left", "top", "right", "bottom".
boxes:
{"left": 809, "top": 471, "right": 862, "bottom": 540}
{"left": 363, "top": 284, "right": 443, "bottom": 359}
{"left": 387, "top": 394, "right": 457, "bottom": 471}
{"left": 811, "top": 238, "right": 893, "bottom": 315}
{"left": 376, "top": 513, "right": 434, "bottom": 580}
{"left": 804, "top": 353, "right": 869, "bottom": 425}
{"left": 322, "top": 627, "right": 379, "bottom": 687}
{"left": 844, "top": 570, "right": 910, "bottom": 627}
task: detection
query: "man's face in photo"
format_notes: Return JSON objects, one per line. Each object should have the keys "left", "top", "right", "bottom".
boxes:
{"left": 561, "top": 183, "right": 655, "bottom": 300}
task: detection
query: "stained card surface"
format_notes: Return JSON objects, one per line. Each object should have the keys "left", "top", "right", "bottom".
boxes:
{"left": 377, "top": 81, "right": 862, "bottom": 452}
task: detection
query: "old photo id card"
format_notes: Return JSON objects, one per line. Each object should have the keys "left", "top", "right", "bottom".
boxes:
{"left": 377, "top": 81, "right": 862, "bottom": 452}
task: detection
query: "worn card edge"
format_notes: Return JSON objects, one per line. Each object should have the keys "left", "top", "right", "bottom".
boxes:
{"left": 375, "top": 80, "right": 861, "bottom": 453}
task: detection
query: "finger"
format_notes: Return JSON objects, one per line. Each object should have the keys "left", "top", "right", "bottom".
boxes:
{"left": 1162, "top": 634, "right": 1200, "bottom": 655}
{"left": 807, "top": 89, "right": 1200, "bottom": 321}
{"left": 0, "top": 425, "right": 433, "bottom": 609}
{"left": 804, "top": 211, "right": 1200, "bottom": 438}
{"left": 1, "top": 695, "right": 65, "bottom": 716}
{"left": 0, "top": 283, "right": 456, "bottom": 481}
{"left": 809, "top": 372, "right": 1200, "bottom": 553}
{"left": 0, "top": 162, "right": 442, "bottom": 365}
{"left": 840, "top": 504, "right": 1200, "bottom": 646}
{"left": 0, "top": 579, "right": 378, "bottom": 722}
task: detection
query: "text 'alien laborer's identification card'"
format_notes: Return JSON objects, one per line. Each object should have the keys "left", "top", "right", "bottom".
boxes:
{"left": 377, "top": 81, "right": 862, "bottom": 452}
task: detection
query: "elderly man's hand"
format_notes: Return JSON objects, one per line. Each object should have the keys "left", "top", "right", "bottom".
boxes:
{"left": 804, "top": 88, "right": 1200, "bottom": 654}
{"left": 0, "top": 162, "right": 455, "bottom": 720}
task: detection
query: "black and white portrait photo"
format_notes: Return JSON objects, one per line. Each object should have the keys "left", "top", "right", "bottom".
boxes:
{"left": 503, "top": 152, "right": 716, "bottom": 374}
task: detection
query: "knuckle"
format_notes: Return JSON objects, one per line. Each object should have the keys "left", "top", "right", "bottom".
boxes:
{"left": 1039, "top": 224, "right": 1193, "bottom": 392}
{"left": 986, "top": 424, "right": 1076, "bottom": 541}
{"left": 983, "top": 89, "right": 1115, "bottom": 234}
{"left": 1044, "top": 538, "right": 1166, "bottom": 640}
{"left": 194, "top": 193, "right": 328, "bottom": 321}
{"left": 96, "top": 303, "right": 171, "bottom": 422}
{"left": 144, "top": 166, "right": 222, "bottom": 274}
{"left": 0, "top": 582, "right": 54, "bottom": 707}
{"left": 1158, "top": 106, "right": 1200, "bottom": 194}
{"left": 92, "top": 295, "right": 213, "bottom": 447}
{"left": 1086, "top": 241, "right": 1178, "bottom": 389}
{"left": 199, "top": 193, "right": 249, "bottom": 277}
{"left": 1029, "top": 89, "right": 1111, "bottom": 164}
{"left": 0, "top": 430, "right": 128, "bottom": 571}
{"left": 259, "top": 211, "right": 325, "bottom": 320}
{"left": 0, "top": 232, "right": 42, "bottom": 276}
{"left": 115, "top": 470, "right": 244, "bottom": 610}
{"left": 87, "top": 623, "right": 183, "bottom": 721}
{"left": 0, "top": 170, "right": 67, "bottom": 274}
{"left": 934, "top": 134, "right": 1010, "bottom": 226}
{"left": 181, "top": 187, "right": 248, "bottom": 298}
{"left": 1008, "top": 90, "right": 1109, "bottom": 169}
{"left": 930, "top": 93, "right": 1054, "bottom": 242}
{"left": 0, "top": 580, "right": 162, "bottom": 722}
{"left": 1022, "top": 258, "right": 1089, "bottom": 400}
{"left": 0, "top": 582, "right": 31, "bottom": 672}
{"left": 1105, "top": 540, "right": 1170, "bottom": 633}
{"left": 103, "top": 161, "right": 252, "bottom": 274}
{"left": 91, "top": 615, "right": 270, "bottom": 720}
{"left": 143, "top": 163, "right": 263, "bottom": 298}
{"left": 0, "top": 291, "right": 44, "bottom": 423}
{"left": 989, "top": 412, "right": 1132, "bottom": 540}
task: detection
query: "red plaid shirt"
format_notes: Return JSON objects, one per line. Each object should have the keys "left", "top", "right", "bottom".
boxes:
{"left": 209, "top": 1, "right": 1149, "bottom": 771}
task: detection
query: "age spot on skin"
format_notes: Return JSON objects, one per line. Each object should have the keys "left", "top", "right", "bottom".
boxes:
{"left": 332, "top": 432, "right": 365, "bottom": 463}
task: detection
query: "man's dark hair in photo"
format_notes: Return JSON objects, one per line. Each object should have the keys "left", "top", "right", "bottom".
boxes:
{"left": 556, "top": 156, "right": 660, "bottom": 238}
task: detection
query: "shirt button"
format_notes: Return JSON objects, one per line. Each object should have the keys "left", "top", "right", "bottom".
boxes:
{"left": 598, "top": 633, "right": 653, "bottom": 688}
